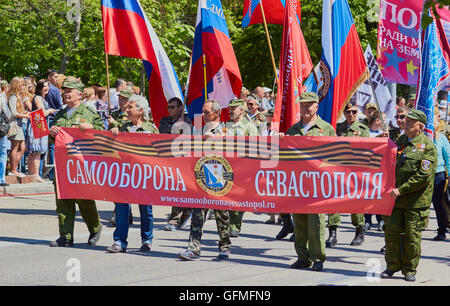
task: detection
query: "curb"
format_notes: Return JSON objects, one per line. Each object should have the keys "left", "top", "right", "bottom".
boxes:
{"left": 0, "top": 181, "right": 55, "bottom": 196}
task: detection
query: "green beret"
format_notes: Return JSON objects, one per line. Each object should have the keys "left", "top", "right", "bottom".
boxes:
{"left": 228, "top": 99, "right": 246, "bottom": 107}
{"left": 297, "top": 92, "right": 319, "bottom": 103}
{"left": 118, "top": 89, "right": 133, "bottom": 99}
{"left": 406, "top": 109, "right": 427, "bottom": 124}
{"left": 61, "top": 77, "right": 84, "bottom": 92}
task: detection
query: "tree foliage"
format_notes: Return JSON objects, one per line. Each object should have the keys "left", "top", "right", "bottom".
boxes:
{"left": 0, "top": 0, "right": 389, "bottom": 93}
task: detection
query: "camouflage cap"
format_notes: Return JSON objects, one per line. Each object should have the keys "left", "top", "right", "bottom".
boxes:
{"left": 406, "top": 109, "right": 427, "bottom": 124}
{"left": 297, "top": 92, "right": 319, "bottom": 103}
{"left": 228, "top": 99, "right": 246, "bottom": 107}
{"left": 0, "top": 80, "right": 8, "bottom": 86}
{"left": 365, "top": 102, "right": 378, "bottom": 110}
{"left": 266, "top": 108, "right": 274, "bottom": 116}
{"left": 61, "top": 77, "right": 84, "bottom": 92}
{"left": 118, "top": 88, "right": 133, "bottom": 99}
{"left": 409, "top": 93, "right": 416, "bottom": 100}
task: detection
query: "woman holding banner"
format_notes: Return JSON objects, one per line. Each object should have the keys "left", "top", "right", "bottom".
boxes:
{"left": 106, "top": 95, "right": 158, "bottom": 253}
{"left": 26, "top": 79, "right": 56, "bottom": 182}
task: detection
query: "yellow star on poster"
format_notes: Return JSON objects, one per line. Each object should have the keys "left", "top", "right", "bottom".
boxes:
{"left": 406, "top": 59, "right": 418, "bottom": 76}
{"left": 378, "top": 63, "right": 384, "bottom": 71}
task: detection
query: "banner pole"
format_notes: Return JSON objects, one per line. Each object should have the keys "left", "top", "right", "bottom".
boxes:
{"left": 368, "top": 73, "right": 388, "bottom": 133}
{"left": 105, "top": 53, "right": 111, "bottom": 112}
{"left": 203, "top": 54, "right": 208, "bottom": 102}
{"left": 259, "top": 0, "right": 279, "bottom": 84}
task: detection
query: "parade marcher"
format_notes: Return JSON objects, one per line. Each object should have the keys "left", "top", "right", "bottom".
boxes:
{"left": 109, "top": 78, "right": 127, "bottom": 110}
{"left": 431, "top": 116, "right": 449, "bottom": 241}
{"left": 48, "top": 77, "right": 104, "bottom": 247}
{"left": 226, "top": 99, "right": 258, "bottom": 237}
{"left": 286, "top": 92, "right": 336, "bottom": 271}
{"left": 106, "top": 95, "right": 157, "bottom": 253}
{"left": 381, "top": 109, "right": 437, "bottom": 282}
{"left": 159, "top": 97, "right": 193, "bottom": 231}
{"left": 107, "top": 88, "right": 134, "bottom": 227}
{"left": 389, "top": 106, "right": 410, "bottom": 141}
{"left": 325, "top": 101, "right": 369, "bottom": 247}
{"left": 360, "top": 102, "right": 378, "bottom": 127}
{"left": 246, "top": 94, "right": 266, "bottom": 129}
{"left": 178, "top": 99, "right": 232, "bottom": 261}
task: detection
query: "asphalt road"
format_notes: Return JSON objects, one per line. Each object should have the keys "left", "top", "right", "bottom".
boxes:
{"left": 0, "top": 193, "right": 449, "bottom": 286}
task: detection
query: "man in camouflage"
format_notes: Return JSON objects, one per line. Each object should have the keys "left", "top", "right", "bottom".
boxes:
{"left": 107, "top": 88, "right": 133, "bottom": 130}
{"left": 287, "top": 92, "right": 336, "bottom": 272}
{"left": 226, "top": 99, "right": 259, "bottom": 238}
{"left": 48, "top": 77, "right": 104, "bottom": 247}
{"left": 246, "top": 94, "right": 266, "bottom": 129}
{"left": 326, "top": 101, "right": 369, "bottom": 248}
{"left": 381, "top": 110, "right": 437, "bottom": 282}
{"left": 178, "top": 99, "right": 232, "bottom": 261}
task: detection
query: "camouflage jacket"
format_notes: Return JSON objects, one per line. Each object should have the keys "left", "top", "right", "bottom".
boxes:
{"left": 226, "top": 116, "right": 258, "bottom": 136}
{"left": 108, "top": 109, "right": 128, "bottom": 130}
{"left": 336, "top": 120, "right": 370, "bottom": 137}
{"left": 395, "top": 133, "right": 437, "bottom": 209}
{"left": 119, "top": 121, "right": 159, "bottom": 134}
{"left": 286, "top": 115, "right": 336, "bottom": 137}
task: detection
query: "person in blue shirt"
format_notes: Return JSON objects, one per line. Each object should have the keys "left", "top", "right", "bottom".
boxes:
{"left": 432, "top": 116, "right": 450, "bottom": 241}
{"left": 45, "top": 69, "right": 62, "bottom": 180}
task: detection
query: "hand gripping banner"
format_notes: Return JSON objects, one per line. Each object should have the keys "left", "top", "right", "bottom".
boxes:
{"left": 55, "top": 128, "right": 397, "bottom": 215}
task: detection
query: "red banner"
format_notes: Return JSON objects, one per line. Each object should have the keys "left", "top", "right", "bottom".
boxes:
{"left": 30, "top": 109, "right": 50, "bottom": 139}
{"left": 55, "top": 128, "right": 397, "bottom": 215}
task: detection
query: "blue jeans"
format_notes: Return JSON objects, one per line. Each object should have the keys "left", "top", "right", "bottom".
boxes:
{"left": 113, "top": 203, "right": 153, "bottom": 249}
{"left": 0, "top": 136, "right": 8, "bottom": 183}
{"left": 48, "top": 143, "right": 55, "bottom": 180}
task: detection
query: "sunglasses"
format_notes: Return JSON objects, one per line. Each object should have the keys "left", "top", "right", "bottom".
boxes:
{"left": 167, "top": 105, "right": 177, "bottom": 110}
{"left": 395, "top": 115, "right": 406, "bottom": 119}
{"left": 344, "top": 110, "right": 358, "bottom": 115}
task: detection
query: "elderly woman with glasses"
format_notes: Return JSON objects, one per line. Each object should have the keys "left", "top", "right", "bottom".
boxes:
{"left": 107, "top": 95, "right": 158, "bottom": 253}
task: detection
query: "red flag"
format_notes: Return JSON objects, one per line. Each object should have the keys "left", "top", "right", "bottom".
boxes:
{"left": 242, "top": 0, "right": 301, "bottom": 28}
{"left": 273, "top": 0, "right": 312, "bottom": 133}
{"left": 30, "top": 109, "right": 49, "bottom": 139}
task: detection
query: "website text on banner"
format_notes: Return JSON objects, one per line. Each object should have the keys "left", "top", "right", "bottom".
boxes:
{"left": 55, "top": 128, "right": 397, "bottom": 215}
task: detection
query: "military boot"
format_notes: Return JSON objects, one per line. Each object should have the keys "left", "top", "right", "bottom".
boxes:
{"left": 350, "top": 226, "right": 364, "bottom": 246}
{"left": 325, "top": 226, "right": 337, "bottom": 247}
{"left": 276, "top": 214, "right": 294, "bottom": 240}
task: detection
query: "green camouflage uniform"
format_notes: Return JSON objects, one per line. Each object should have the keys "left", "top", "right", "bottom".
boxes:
{"left": 51, "top": 102, "right": 104, "bottom": 242}
{"left": 287, "top": 115, "right": 336, "bottom": 265}
{"left": 108, "top": 109, "right": 128, "bottom": 130}
{"left": 389, "top": 127, "right": 402, "bottom": 142}
{"left": 246, "top": 111, "right": 266, "bottom": 130}
{"left": 119, "top": 120, "right": 158, "bottom": 133}
{"left": 385, "top": 132, "right": 437, "bottom": 276}
{"left": 226, "top": 114, "right": 259, "bottom": 233}
{"left": 188, "top": 122, "right": 231, "bottom": 254}
{"left": 327, "top": 120, "right": 369, "bottom": 229}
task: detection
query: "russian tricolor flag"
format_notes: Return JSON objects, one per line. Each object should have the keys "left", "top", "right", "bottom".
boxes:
{"left": 186, "top": 0, "right": 242, "bottom": 119}
{"left": 101, "top": 0, "right": 183, "bottom": 127}
{"left": 317, "top": 0, "right": 368, "bottom": 128}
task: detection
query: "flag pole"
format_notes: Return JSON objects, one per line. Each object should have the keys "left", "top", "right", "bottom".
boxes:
{"left": 203, "top": 54, "right": 208, "bottom": 102}
{"left": 105, "top": 53, "right": 112, "bottom": 112}
{"left": 259, "top": 0, "right": 279, "bottom": 84}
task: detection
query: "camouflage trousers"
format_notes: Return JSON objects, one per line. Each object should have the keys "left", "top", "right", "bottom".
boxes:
{"left": 384, "top": 207, "right": 429, "bottom": 276}
{"left": 187, "top": 208, "right": 231, "bottom": 254}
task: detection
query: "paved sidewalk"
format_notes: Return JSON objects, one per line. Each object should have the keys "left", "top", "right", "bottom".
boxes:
{"left": 0, "top": 194, "right": 448, "bottom": 286}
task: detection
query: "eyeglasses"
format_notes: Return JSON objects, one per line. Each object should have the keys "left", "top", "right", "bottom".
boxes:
{"left": 344, "top": 110, "right": 358, "bottom": 115}
{"left": 167, "top": 105, "right": 177, "bottom": 110}
{"left": 395, "top": 115, "right": 406, "bottom": 119}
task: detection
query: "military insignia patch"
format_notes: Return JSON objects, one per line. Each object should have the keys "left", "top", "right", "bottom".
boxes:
{"left": 421, "top": 160, "right": 431, "bottom": 171}
{"left": 194, "top": 155, "right": 234, "bottom": 196}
